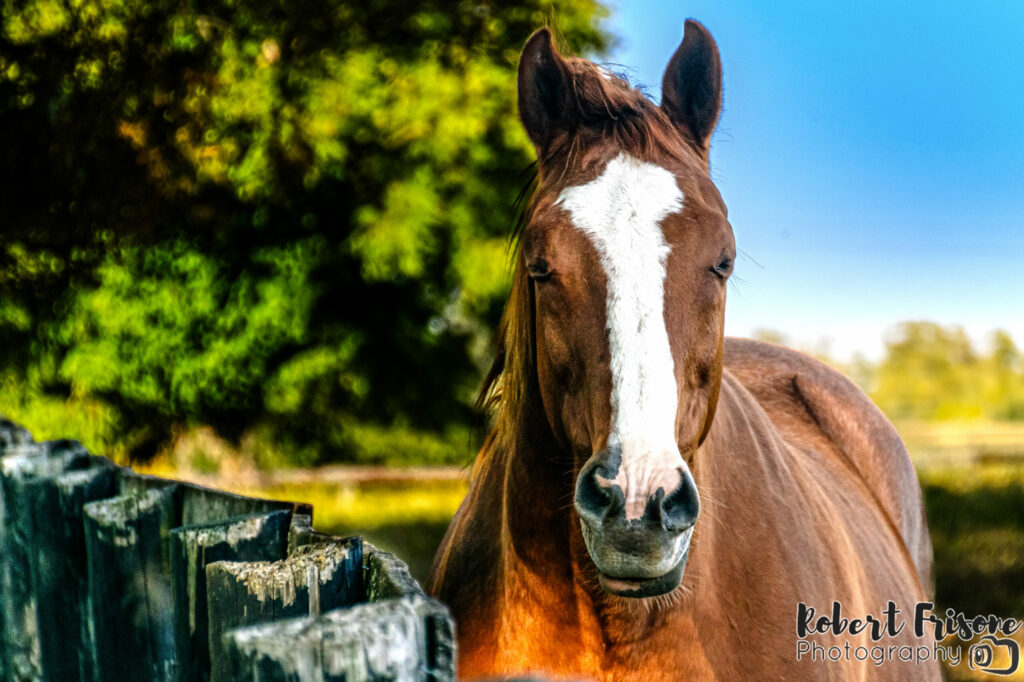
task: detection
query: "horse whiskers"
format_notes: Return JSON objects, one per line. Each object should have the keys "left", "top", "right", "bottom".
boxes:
{"left": 556, "top": 496, "right": 578, "bottom": 514}
{"left": 677, "top": 572, "right": 699, "bottom": 599}
{"left": 691, "top": 484, "right": 729, "bottom": 532}
{"left": 693, "top": 501, "right": 725, "bottom": 533}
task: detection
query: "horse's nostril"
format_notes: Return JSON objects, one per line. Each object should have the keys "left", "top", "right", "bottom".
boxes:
{"left": 575, "top": 459, "right": 622, "bottom": 523}
{"left": 661, "top": 468, "right": 700, "bottom": 533}
{"left": 576, "top": 456, "right": 698, "bottom": 532}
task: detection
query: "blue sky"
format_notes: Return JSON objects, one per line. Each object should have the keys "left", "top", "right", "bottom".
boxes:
{"left": 603, "top": 1, "right": 1024, "bottom": 359}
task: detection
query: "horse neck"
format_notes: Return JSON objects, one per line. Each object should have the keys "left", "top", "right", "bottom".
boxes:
{"left": 497, "top": 411, "right": 578, "bottom": 568}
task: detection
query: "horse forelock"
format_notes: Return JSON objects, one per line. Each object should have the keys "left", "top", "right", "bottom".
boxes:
{"left": 542, "top": 57, "right": 691, "bottom": 172}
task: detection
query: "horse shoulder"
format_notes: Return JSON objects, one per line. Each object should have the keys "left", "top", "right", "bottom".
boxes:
{"left": 722, "top": 337, "right": 933, "bottom": 593}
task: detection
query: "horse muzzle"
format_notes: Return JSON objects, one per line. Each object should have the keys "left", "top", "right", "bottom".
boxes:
{"left": 575, "top": 449, "right": 699, "bottom": 598}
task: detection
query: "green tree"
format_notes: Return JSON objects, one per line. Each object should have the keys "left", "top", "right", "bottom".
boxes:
{"left": 984, "top": 330, "right": 1024, "bottom": 420}
{"left": 872, "top": 322, "right": 979, "bottom": 419}
{"left": 0, "top": 0, "right": 610, "bottom": 463}
{"left": 871, "top": 322, "right": 1024, "bottom": 422}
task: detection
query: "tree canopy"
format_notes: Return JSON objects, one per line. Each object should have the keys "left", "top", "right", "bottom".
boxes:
{"left": 872, "top": 322, "right": 1024, "bottom": 422}
{"left": 756, "top": 323, "right": 1024, "bottom": 423}
{"left": 0, "top": 0, "right": 609, "bottom": 464}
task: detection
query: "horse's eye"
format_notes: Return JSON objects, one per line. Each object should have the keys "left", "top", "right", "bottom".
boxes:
{"left": 527, "top": 260, "right": 553, "bottom": 282}
{"left": 711, "top": 256, "right": 734, "bottom": 279}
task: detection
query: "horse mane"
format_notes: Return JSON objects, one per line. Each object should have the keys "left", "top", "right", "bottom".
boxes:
{"left": 474, "top": 53, "right": 686, "bottom": 474}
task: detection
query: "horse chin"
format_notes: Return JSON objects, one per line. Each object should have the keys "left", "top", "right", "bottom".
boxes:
{"left": 596, "top": 549, "right": 689, "bottom": 598}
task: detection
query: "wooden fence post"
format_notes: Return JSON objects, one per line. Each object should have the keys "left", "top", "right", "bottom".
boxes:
{"left": 205, "top": 538, "right": 363, "bottom": 681}
{"left": 28, "top": 461, "right": 118, "bottom": 681}
{"left": 83, "top": 482, "right": 180, "bottom": 681}
{"left": 0, "top": 421, "right": 458, "bottom": 682}
{"left": 0, "top": 438, "right": 92, "bottom": 681}
{"left": 170, "top": 510, "right": 292, "bottom": 682}
{"left": 221, "top": 594, "right": 455, "bottom": 682}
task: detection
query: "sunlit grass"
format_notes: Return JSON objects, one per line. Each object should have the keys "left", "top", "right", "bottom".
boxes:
{"left": 134, "top": 461, "right": 470, "bottom": 531}
{"left": 898, "top": 419, "right": 1024, "bottom": 448}
{"left": 241, "top": 481, "right": 468, "bottom": 531}
{"left": 918, "top": 463, "right": 1024, "bottom": 620}
{"left": 919, "top": 462, "right": 1024, "bottom": 491}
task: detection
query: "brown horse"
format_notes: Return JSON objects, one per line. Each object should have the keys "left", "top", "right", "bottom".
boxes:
{"left": 428, "top": 20, "right": 939, "bottom": 681}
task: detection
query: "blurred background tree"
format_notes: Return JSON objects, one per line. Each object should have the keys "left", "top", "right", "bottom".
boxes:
{"left": 872, "top": 322, "right": 1024, "bottom": 422}
{"left": 0, "top": 0, "right": 608, "bottom": 464}
{"left": 755, "top": 322, "right": 1024, "bottom": 424}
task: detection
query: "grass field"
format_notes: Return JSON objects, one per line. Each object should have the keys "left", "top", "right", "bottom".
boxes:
{"left": 916, "top": 461, "right": 1024, "bottom": 680}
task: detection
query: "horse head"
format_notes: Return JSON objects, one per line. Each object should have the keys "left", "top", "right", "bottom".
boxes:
{"left": 514, "top": 21, "right": 733, "bottom": 598}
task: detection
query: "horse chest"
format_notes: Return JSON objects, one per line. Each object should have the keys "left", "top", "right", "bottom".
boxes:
{"left": 467, "top": 586, "right": 721, "bottom": 680}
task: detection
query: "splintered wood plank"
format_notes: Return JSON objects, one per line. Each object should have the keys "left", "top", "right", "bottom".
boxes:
{"left": 363, "top": 542, "right": 424, "bottom": 601}
{"left": 27, "top": 461, "right": 117, "bottom": 681}
{"left": 0, "top": 420, "right": 32, "bottom": 448}
{"left": 0, "top": 422, "right": 34, "bottom": 682}
{"left": 170, "top": 510, "right": 291, "bottom": 682}
{"left": 205, "top": 538, "right": 363, "bottom": 681}
{"left": 287, "top": 514, "right": 336, "bottom": 553}
{"left": 179, "top": 482, "right": 310, "bottom": 528}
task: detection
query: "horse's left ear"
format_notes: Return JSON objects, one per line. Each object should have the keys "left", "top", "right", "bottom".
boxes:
{"left": 661, "top": 19, "right": 722, "bottom": 164}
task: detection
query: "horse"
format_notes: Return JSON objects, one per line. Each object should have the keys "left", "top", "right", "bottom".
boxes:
{"left": 428, "top": 20, "right": 939, "bottom": 681}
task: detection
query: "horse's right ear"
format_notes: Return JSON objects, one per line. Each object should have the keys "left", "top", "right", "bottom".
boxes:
{"left": 518, "top": 28, "right": 575, "bottom": 154}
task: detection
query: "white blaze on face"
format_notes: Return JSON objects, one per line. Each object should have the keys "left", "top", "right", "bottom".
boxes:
{"left": 558, "top": 152, "right": 686, "bottom": 521}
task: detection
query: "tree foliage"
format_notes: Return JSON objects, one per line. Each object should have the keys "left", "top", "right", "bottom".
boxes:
{"left": 872, "top": 323, "right": 1024, "bottom": 422}
{"left": 0, "top": 0, "right": 609, "bottom": 463}
{"left": 758, "top": 323, "right": 1024, "bottom": 423}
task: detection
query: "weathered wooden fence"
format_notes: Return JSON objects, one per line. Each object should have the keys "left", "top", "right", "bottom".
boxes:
{"left": 0, "top": 419, "right": 455, "bottom": 682}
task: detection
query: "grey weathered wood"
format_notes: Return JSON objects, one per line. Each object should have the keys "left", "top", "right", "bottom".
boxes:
{"left": 222, "top": 594, "right": 455, "bottom": 682}
{"left": 0, "top": 439, "right": 91, "bottom": 681}
{"left": 421, "top": 602, "right": 456, "bottom": 682}
{"left": 0, "top": 419, "right": 32, "bottom": 448}
{"left": 180, "top": 482, "right": 310, "bottom": 528}
{"left": 170, "top": 510, "right": 291, "bottom": 682}
{"left": 27, "top": 461, "right": 117, "bottom": 682}
{"left": 115, "top": 473, "right": 311, "bottom": 529}
{"left": 0, "top": 418, "right": 32, "bottom": 682}
{"left": 0, "top": 419, "right": 29, "bottom": 682}
{"left": 364, "top": 541, "right": 425, "bottom": 601}
{"left": 206, "top": 538, "right": 363, "bottom": 682}
{"left": 0, "top": 421, "right": 457, "bottom": 682}
{"left": 83, "top": 482, "right": 180, "bottom": 682}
